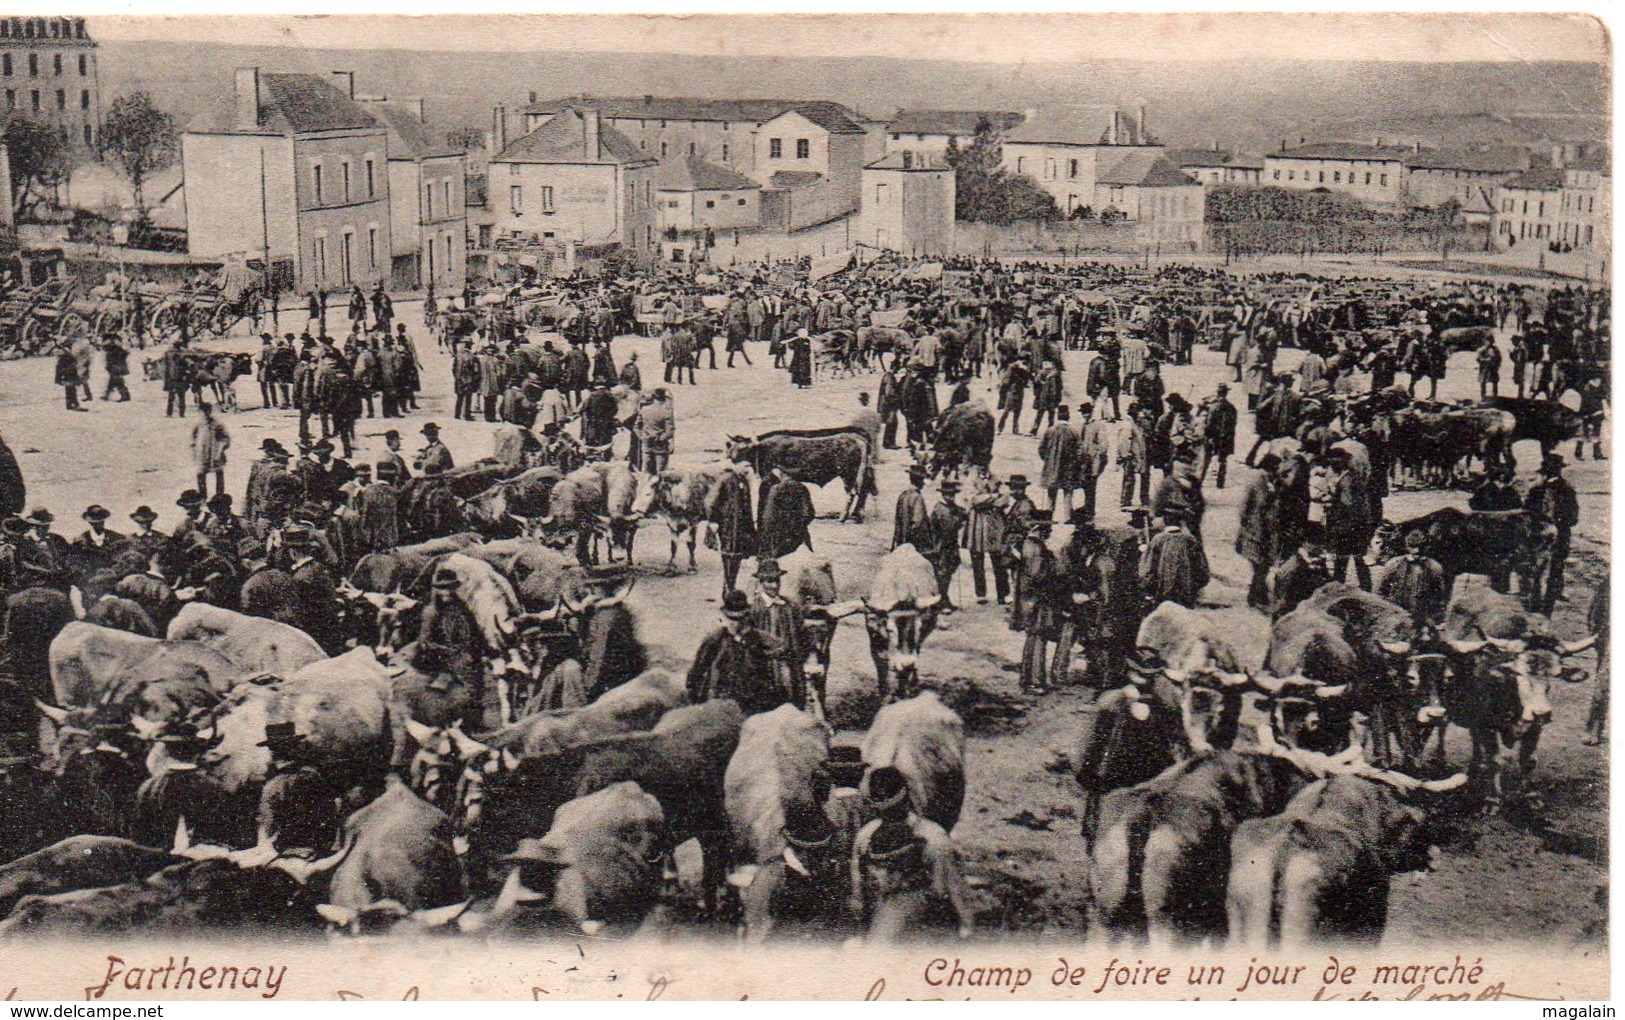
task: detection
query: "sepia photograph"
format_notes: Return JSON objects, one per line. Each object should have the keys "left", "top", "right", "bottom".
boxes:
{"left": 0, "top": 8, "right": 1609, "bottom": 1000}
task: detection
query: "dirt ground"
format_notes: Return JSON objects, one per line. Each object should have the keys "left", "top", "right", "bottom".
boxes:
{"left": 0, "top": 263, "right": 1607, "bottom": 948}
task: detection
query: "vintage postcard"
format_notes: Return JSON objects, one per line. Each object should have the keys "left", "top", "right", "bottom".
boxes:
{"left": 0, "top": 9, "right": 1608, "bottom": 1002}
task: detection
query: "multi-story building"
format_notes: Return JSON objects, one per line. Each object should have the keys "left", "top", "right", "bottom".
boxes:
{"left": 861, "top": 151, "right": 955, "bottom": 256}
{"left": 488, "top": 107, "right": 659, "bottom": 249}
{"left": 884, "top": 109, "right": 1024, "bottom": 157}
{"left": 1001, "top": 105, "right": 1159, "bottom": 217}
{"left": 512, "top": 95, "right": 868, "bottom": 229}
{"left": 182, "top": 67, "right": 393, "bottom": 295}
{"left": 1262, "top": 142, "right": 1411, "bottom": 206}
{"left": 1404, "top": 147, "right": 1530, "bottom": 210}
{"left": 361, "top": 94, "right": 467, "bottom": 294}
{"left": 1492, "top": 166, "right": 1563, "bottom": 248}
{"left": 1092, "top": 150, "right": 1204, "bottom": 247}
{"left": 1166, "top": 147, "right": 1263, "bottom": 187}
{"left": 0, "top": 16, "right": 99, "bottom": 154}
{"left": 654, "top": 155, "right": 761, "bottom": 236}
{"left": 1556, "top": 153, "right": 1609, "bottom": 252}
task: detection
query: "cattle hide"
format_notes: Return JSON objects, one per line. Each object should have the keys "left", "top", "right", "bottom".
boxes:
{"left": 476, "top": 668, "right": 684, "bottom": 757}
{"left": 166, "top": 603, "right": 327, "bottom": 677}
{"left": 49, "top": 623, "right": 241, "bottom": 715}
{"left": 867, "top": 544, "right": 939, "bottom": 610}
{"left": 724, "top": 705, "right": 831, "bottom": 865}
{"left": 0, "top": 836, "right": 179, "bottom": 917}
{"left": 860, "top": 692, "right": 965, "bottom": 833}
{"left": 1136, "top": 602, "right": 1243, "bottom": 673}
{"left": 538, "top": 781, "right": 665, "bottom": 929}
{"left": 327, "top": 777, "right": 466, "bottom": 913}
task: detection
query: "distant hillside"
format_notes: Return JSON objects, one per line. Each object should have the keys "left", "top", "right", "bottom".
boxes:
{"left": 97, "top": 40, "right": 1609, "bottom": 155}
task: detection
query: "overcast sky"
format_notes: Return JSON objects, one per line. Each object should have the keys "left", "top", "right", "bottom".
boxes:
{"left": 77, "top": 11, "right": 1609, "bottom": 65}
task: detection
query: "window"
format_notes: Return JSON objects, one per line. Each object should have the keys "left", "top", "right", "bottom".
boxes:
{"left": 688, "top": 142, "right": 695, "bottom": 156}
{"left": 639, "top": 139, "right": 646, "bottom": 150}
{"left": 1538, "top": 201, "right": 1544, "bottom": 217}
{"left": 367, "top": 227, "right": 378, "bottom": 269}
{"left": 660, "top": 142, "right": 667, "bottom": 157}
{"left": 1272, "top": 170, "right": 1280, "bottom": 181}
{"left": 737, "top": 198, "right": 746, "bottom": 206}
{"left": 78, "top": 88, "right": 87, "bottom": 110}
{"left": 1318, "top": 171, "right": 1324, "bottom": 183}
{"left": 706, "top": 199, "right": 715, "bottom": 209}
{"left": 27, "top": 53, "right": 35, "bottom": 76}
{"left": 29, "top": 88, "right": 37, "bottom": 111}
{"left": 1380, "top": 174, "right": 1388, "bottom": 187}
{"left": 769, "top": 138, "right": 782, "bottom": 159}
{"left": 364, "top": 158, "right": 374, "bottom": 198}
{"left": 54, "top": 87, "right": 63, "bottom": 110}
{"left": 1365, "top": 173, "right": 1372, "bottom": 185}
{"left": 3, "top": 90, "right": 11, "bottom": 109}
{"left": 722, "top": 144, "right": 728, "bottom": 161}
{"left": 509, "top": 185, "right": 522, "bottom": 215}
{"left": 81, "top": 124, "right": 89, "bottom": 146}
{"left": 796, "top": 138, "right": 809, "bottom": 159}
{"left": 443, "top": 180, "right": 451, "bottom": 212}
{"left": 314, "top": 164, "right": 324, "bottom": 204}
{"left": 77, "top": 54, "right": 85, "bottom": 75}
{"left": 1069, "top": 159, "right": 1078, "bottom": 179}
{"left": 540, "top": 186, "right": 553, "bottom": 212}
{"left": 1333, "top": 171, "right": 1340, "bottom": 183}
{"left": 2, "top": 54, "right": 10, "bottom": 75}
{"left": 341, "top": 161, "right": 351, "bottom": 202}
{"left": 1287, "top": 170, "right": 1294, "bottom": 180}
{"left": 340, "top": 233, "right": 353, "bottom": 283}
{"left": 667, "top": 199, "right": 679, "bottom": 209}
{"left": 1016, "top": 156, "right": 1024, "bottom": 174}
{"left": 445, "top": 233, "right": 453, "bottom": 270}
{"left": 315, "top": 237, "right": 327, "bottom": 281}
{"left": 52, "top": 53, "right": 60, "bottom": 75}
{"left": 875, "top": 183, "right": 888, "bottom": 205}
{"left": 425, "top": 183, "right": 434, "bottom": 219}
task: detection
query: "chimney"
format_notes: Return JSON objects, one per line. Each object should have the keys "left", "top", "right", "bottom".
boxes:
{"left": 234, "top": 67, "right": 262, "bottom": 131}
{"left": 583, "top": 109, "right": 601, "bottom": 159}
{"left": 491, "top": 105, "right": 508, "bottom": 155}
{"left": 1138, "top": 104, "right": 1147, "bottom": 144}
{"left": 529, "top": 90, "right": 537, "bottom": 104}
{"left": 1110, "top": 112, "right": 1120, "bottom": 145}
{"left": 1413, "top": 140, "right": 1421, "bottom": 155}
{"left": 331, "top": 70, "right": 355, "bottom": 100}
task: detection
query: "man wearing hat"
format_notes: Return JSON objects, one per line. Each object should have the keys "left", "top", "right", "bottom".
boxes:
{"left": 687, "top": 590, "right": 789, "bottom": 716}
{"left": 1038, "top": 404, "right": 1082, "bottom": 524}
{"left": 964, "top": 471, "right": 1009, "bottom": 607}
{"left": 1272, "top": 531, "right": 1333, "bottom": 622}
{"left": 927, "top": 479, "right": 966, "bottom": 613}
{"left": 1526, "top": 453, "right": 1580, "bottom": 613}
{"left": 853, "top": 766, "right": 972, "bottom": 941}
{"left": 283, "top": 524, "right": 339, "bottom": 653}
{"left": 1235, "top": 453, "right": 1279, "bottom": 612}
{"left": 190, "top": 399, "right": 230, "bottom": 501}
{"left": 739, "top": 796, "right": 852, "bottom": 941}
{"left": 121, "top": 506, "right": 165, "bottom": 565}
{"left": 893, "top": 465, "right": 933, "bottom": 552}
{"left": 245, "top": 438, "right": 288, "bottom": 521}
{"left": 750, "top": 558, "right": 810, "bottom": 714}
{"left": 1469, "top": 462, "right": 1522, "bottom": 513}
{"left": 102, "top": 332, "right": 131, "bottom": 402}
{"left": 255, "top": 721, "right": 340, "bottom": 858}
{"left": 134, "top": 717, "right": 232, "bottom": 847}
{"left": 415, "top": 424, "right": 454, "bottom": 477}
{"left": 69, "top": 504, "right": 125, "bottom": 584}
{"left": 1376, "top": 529, "right": 1448, "bottom": 628}
{"left": 379, "top": 429, "right": 411, "bottom": 482}
{"left": 1140, "top": 508, "right": 1209, "bottom": 610}
{"left": 1016, "top": 507, "right": 1066, "bottom": 692}
{"left": 1199, "top": 383, "right": 1238, "bottom": 490}
{"left": 203, "top": 493, "right": 246, "bottom": 552}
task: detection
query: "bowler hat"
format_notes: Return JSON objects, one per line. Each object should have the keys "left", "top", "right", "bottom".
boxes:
{"left": 260, "top": 438, "right": 284, "bottom": 452}
{"left": 257, "top": 721, "right": 306, "bottom": 748}
{"left": 129, "top": 505, "right": 158, "bottom": 524}
{"left": 383, "top": 429, "right": 401, "bottom": 442}
{"left": 939, "top": 479, "right": 960, "bottom": 493}
{"left": 82, "top": 505, "right": 111, "bottom": 523}
{"left": 421, "top": 423, "right": 441, "bottom": 435}
{"left": 206, "top": 493, "right": 233, "bottom": 511}
{"left": 23, "top": 508, "right": 53, "bottom": 526}
{"left": 1542, "top": 453, "right": 1566, "bottom": 474}
{"left": 722, "top": 589, "right": 751, "bottom": 619}
{"left": 176, "top": 490, "right": 203, "bottom": 509}
{"left": 1006, "top": 474, "right": 1029, "bottom": 488}
{"left": 281, "top": 524, "right": 314, "bottom": 546}
{"left": 755, "top": 558, "right": 786, "bottom": 579}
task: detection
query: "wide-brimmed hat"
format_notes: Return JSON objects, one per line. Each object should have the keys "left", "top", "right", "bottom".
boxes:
{"left": 501, "top": 838, "right": 569, "bottom": 868}
{"left": 175, "top": 490, "right": 204, "bottom": 510}
{"left": 82, "top": 505, "right": 111, "bottom": 523}
{"left": 722, "top": 589, "right": 751, "bottom": 619}
{"left": 421, "top": 423, "right": 441, "bottom": 436}
{"left": 939, "top": 479, "right": 960, "bottom": 494}
{"left": 281, "top": 524, "right": 314, "bottom": 546}
{"left": 260, "top": 438, "right": 285, "bottom": 452}
{"left": 1542, "top": 453, "right": 1566, "bottom": 474}
{"left": 257, "top": 721, "right": 306, "bottom": 748}
{"left": 383, "top": 429, "right": 401, "bottom": 442}
{"left": 755, "top": 558, "right": 785, "bottom": 579}
{"left": 23, "top": 508, "right": 53, "bottom": 526}
{"left": 206, "top": 493, "right": 233, "bottom": 511}
{"left": 129, "top": 505, "right": 158, "bottom": 524}
{"left": 1006, "top": 474, "right": 1029, "bottom": 488}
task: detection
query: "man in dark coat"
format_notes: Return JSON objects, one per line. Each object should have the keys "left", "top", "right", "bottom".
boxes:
{"left": 687, "top": 591, "right": 789, "bottom": 715}
{"left": 928, "top": 479, "right": 966, "bottom": 612}
{"left": 1139, "top": 511, "right": 1209, "bottom": 609}
{"left": 1235, "top": 453, "right": 1278, "bottom": 611}
{"left": 580, "top": 383, "right": 620, "bottom": 451}
{"left": 1199, "top": 383, "right": 1238, "bottom": 489}
{"left": 892, "top": 465, "right": 933, "bottom": 551}
{"left": 758, "top": 467, "right": 814, "bottom": 559}
{"left": 708, "top": 463, "right": 756, "bottom": 597}
{"left": 1151, "top": 454, "right": 1206, "bottom": 545}
{"left": 353, "top": 461, "right": 402, "bottom": 555}
{"left": 1376, "top": 529, "right": 1448, "bottom": 626}
{"left": 0, "top": 433, "right": 23, "bottom": 519}
{"left": 69, "top": 504, "right": 124, "bottom": 587}
{"left": 283, "top": 526, "right": 339, "bottom": 653}
{"left": 1018, "top": 510, "right": 1064, "bottom": 693}
{"left": 256, "top": 722, "right": 340, "bottom": 858}
{"left": 1271, "top": 533, "right": 1333, "bottom": 621}
{"left": 1526, "top": 452, "right": 1581, "bottom": 613}
{"left": 1038, "top": 405, "right": 1083, "bottom": 523}
{"left": 415, "top": 423, "right": 453, "bottom": 476}
{"left": 750, "top": 559, "right": 809, "bottom": 713}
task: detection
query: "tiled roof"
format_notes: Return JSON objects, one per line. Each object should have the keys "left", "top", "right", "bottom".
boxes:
{"left": 495, "top": 108, "right": 652, "bottom": 166}
{"left": 1006, "top": 106, "right": 1141, "bottom": 146}
{"left": 1569, "top": 151, "right": 1611, "bottom": 174}
{"left": 887, "top": 109, "right": 1024, "bottom": 136}
{"left": 865, "top": 152, "right": 953, "bottom": 171}
{"left": 1500, "top": 167, "right": 1565, "bottom": 191}
{"left": 1405, "top": 147, "right": 1529, "bottom": 173}
{"left": 1166, "top": 147, "right": 1234, "bottom": 167}
{"left": 186, "top": 72, "right": 383, "bottom": 136}
{"left": 371, "top": 102, "right": 462, "bottom": 160}
{"left": 523, "top": 96, "right": 864, "bottom": 134}
{"left": 1272, "top": 142, "right": 1415, "bottom": 162}
{"left": 654, "top": 155, "right": 760, "bottom": 192}
{"left": 768, "top": 170, "right": 825, "bottom": 189}
{"left": 1097, "top": 151, "right": 1198, "bottom": 188}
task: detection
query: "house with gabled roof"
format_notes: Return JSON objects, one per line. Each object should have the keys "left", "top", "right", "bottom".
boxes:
{"left": 1166, "top": 147, "right": 1264, "bottom": 187}
{"left": 1262, "top": 141, "right": 1414, "bottom": 206}
{"left": 362, "top": 97, "right": 467, "bottom": 293}
{"left": 1092, "top": 151, "right": 1204, "bottom": 247}
{"left": 487, "top": 107, "right": 659, "bottom": 249}
{"left": 182, "top": 66, "right": 394, "bottom": 294}
{"left": 1000, "top": 105, "right": 1160, "bottom": 217}
{"left": 654, "top": 155, "right": 761, "bottom": 234}
{"left": 884, "top": 109, "right": 1025, "bottom": 156}
{"left": 1404, "top": 147, "right": 1530, "bottom": 210}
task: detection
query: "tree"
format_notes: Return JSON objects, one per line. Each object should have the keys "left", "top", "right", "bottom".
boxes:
{"left": 2, "top": 116, "right": 73, "bottom": 219}
{"left": 944, "top": 117, "right": 1057, "bottom": 225}
{"left": 101, "top": 92, "right": 178, "bottom": 213}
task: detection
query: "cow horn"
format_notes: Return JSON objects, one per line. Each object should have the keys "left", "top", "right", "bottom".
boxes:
{"left": 315, "top": 903, "right": 359, "bottom": 928}
{"left": 1217, "top": 670, "right": 1252, "bottom": 688}
{"left": 1560, "top": 634, "right": 1598, "bottom": 656}
{"left": 1445, "top": 638, "right": 1487, "bottom": 655}
{"left": 272, "top": 834, "right": 356, "bottom": 885}
{"left": 1163, "top": 668, "right": 1190, "bottom": 684}
{"left": 1314, "top": 683, "right": 1350, "bottom": 699}
{"left": 410, "top": 900, "right": 472, "bottom": 929}
{"left": 129, "top": 715, "right": 161, "bottom": 741}
{"left": 1487, "top": 636, "right": 1526, "bottom": 653}
{"left": 1377, "top": 639, "right": 1413, "bottom": 656}
{"left": 403, "top": 718, "right": 438, "bottom": 747}
{"left": 33, "top": 700, "right": 70, "bottom": 727}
